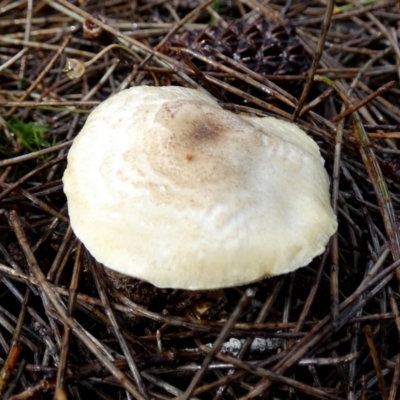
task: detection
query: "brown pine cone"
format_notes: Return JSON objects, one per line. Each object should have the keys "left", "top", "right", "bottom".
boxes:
{"left": 169, "top": 17, "right": 310, "bottom": 90}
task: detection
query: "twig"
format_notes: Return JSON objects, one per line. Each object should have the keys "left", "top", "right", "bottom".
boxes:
{"left": 179, "top": 289, "right": 254, "bottom": 400}
{"left": 0, "top": 290, "right": 30, "bottom": 397}
{"left": 292, "top": 0, "right": 335, "bottom": 120}
{"left": 90, "top": 259, "right": 150, "bottom": 400}
{"left": 388, "top": 353, "right": 400, "bottom": 400}
{"left": 8, "top": 210, "right": 148, "bottom": 399}
{"left": 364, "top": 325, "right": 388, "bottom": 400}
{"left": 331, "top": 81, "right": 396, "bottom": 122}
{"left": 54, "top": 242, "right": 83, "bottom": 397}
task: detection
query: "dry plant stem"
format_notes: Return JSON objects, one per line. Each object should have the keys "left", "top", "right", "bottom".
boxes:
{"left": 299, "top": 353, "right": 358, "bottom": 366}
{"left": 352, "top": 113, "right": 400, "bottom": 263}
{"left": 44, "top": 0, "right": 198, "bottom": 86}
{"left": 388, "top": 353, "right": 400, "bottom": 400}
{"left": 241, "top": 256, "right": 400, "bottom": 398}
{"left": 178, "top": 289, "right": 254, "bottom": 400}
{"left": 360, "top": 375, "right": 367, "bottom": 400}
{"left": 214, "top": 278, "right": 285, "bottom": 400}
{"left": 8, "top": 210, "right": 148, "bottom": 399}
{"left": 54, "top": 242, "right": 83, "bottom": 398}
{"left": 0, "top": 141, "right": 72, "bottom": 168}
{"left": 357, "top": 81, "right": 400, "bottom": 121}
{"left": 330, "top": 255, "right": 339, "bottom": 329}
{"left": 37, "top": 288, "right": 62, "bottom": 351}
{"left": 0, "top": 289, "right": 29, "bottom": 397}
{"left": 0, "top": 36, "right": 92, "bottom": 56}
{"left": 178, "top": 50, "right": 229, "bottom": 102}
{"left": 366, "top": 10, "right": 400, "bottom": 82}
{"left": 3, "top": 360, "right": 27, "bottom": 399}
{"left": 32, "top": 209, "right": 66, "bottom": 253}
{"left": 90, "top": 260, "right": 150, "bottom": 400}
{"left": 292, "top": 0, "right": 335, "bottom": 120}
{"left": 316, "top": 75, "right": 400, "bottom": 264}
{"left": 0, "top": 242, "right": 38, "bottom": 295}
{"left": 0, "top": 307, "right": 35, "bottom": 351}
{"left": 142, "top": 371, "right": 198, "bottom": 399}
{"left": 67, "top": 62, "right": 118, "bottom": 104}
{"left": 330, "top": 110, "right": 345, "bottom": 329}
{"left": 0, "top": 181, "right": 68, "bottom": 223}
{"left": 54, "top": 388, "right": 68, "bottom": 400}
{"left": 283, "top": 273, "right": 295, "bottom": 343}
{"left": 368, "top": 133, "right": 400, "bottom": 139}
{"left": 190, "top": 369, "right": 252, "bottom": 397}
{"left": 352, "top": 48, "right": 393, "bottom": 86}
{"left": 0, "top": 265, "right": 306, "bottom": 335}
{"left": 46, "top": 115, "right": 80, "bottom": 183}
{"left": 0, "top": 117, "right": 17, "bottom": 153}
{"left": 198, "top": 344, "right": 345, "bottom": 400}
{"left": 153, "top": 0, "right": 214, "bottom": 54}
{"left": 0, "top": 155, "right": 66, "bottom": 202}
{"left": 0, "top": 48, "right": 28, "bottom": 73}
{"left": 390, "top": 27, "right": 400, "bottom": 83}
{"left": 204, "top": 74, "right": 292, "bottom": 118}
{"left": 83, "top": 44, "right": 142, "bottom": 69}
{"left": 239, "top": 0, "right": 281, "bottom": 24}
{"left": 45, "top": 301, "right": 128, "bottom": 365}
{"left": 387, "top": 288, "right": 400, "bottom": 338}
{"left": 331, "top": 81, "right": 397, "bottom": 122}
{"left": 298, "top": 89, "right": 334, "bottom": 116}
{"left": 202, "top": 46, "right": 298, "bottom": 108}
{"left": 9, "top": 379, "right": 55, "bottom": 400}
{"left": 295, "top": 250, "right": 329, "bottom": 333}
{"left": 75, "top": 304, "right": 142, "bottom": 351}
{"left": 0, "top": 100, "right": 99, "bottom": 108}
{"left": 340, "top": 166, "right": 380, "bottom": 254}
{"left": 5, "top": 36, "right": 72, "bottom": 118}
{"left": 47, "top": 225, "right": 73, "bottom": 281}
{"left": 0, "top": 258, "right": 396, "bottom": 334}
{"left": 206, "top": 3, "right": 227, "bottom": 26}
{"left": 348, "top": 309, "right": 362, "bottom": 396}
{"left": 0, "top": 279, "right": 48, "bottom": 352}
{"left": 364, "top": 325, "right": 388, "bottom": 400}
{"left": 117, "top": 292, "right": 265, "bottom": 335}
{"left": 358, "top": 247, "right": 391, "bottom": 293}
{"left": 19, "top": 0, "right": 32, "bottom": 83}
{"left": 189, "top": 354, "right": 354, "bottom": 398}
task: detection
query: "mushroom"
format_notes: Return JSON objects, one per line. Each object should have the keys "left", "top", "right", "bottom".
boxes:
{"left": 63, "top": 86, "right": 337, "bottom": 290}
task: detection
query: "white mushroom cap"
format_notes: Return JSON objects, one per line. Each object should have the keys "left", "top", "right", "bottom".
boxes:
{"left": 63, "top": 86, "right": 337, "bottom": 290}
